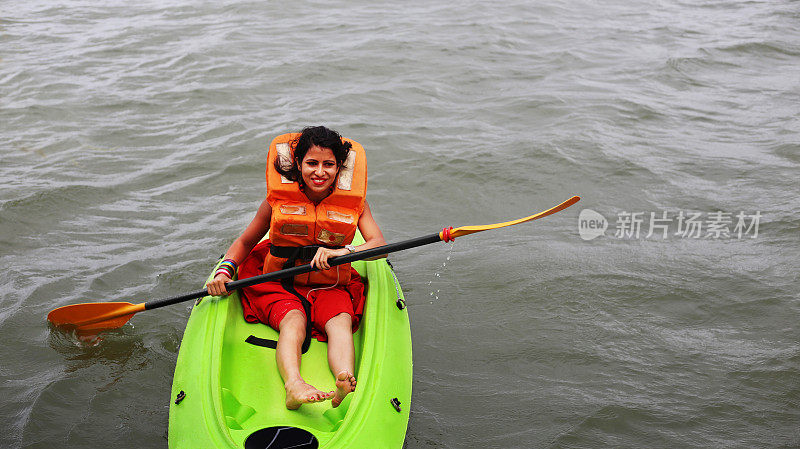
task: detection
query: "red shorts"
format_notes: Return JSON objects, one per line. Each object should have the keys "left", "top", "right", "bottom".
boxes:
{"left": 262, "top": 284, "right": 356, "bottom": 333}
{"left": 238, "top": 240, "right": 366, "bottom": 342}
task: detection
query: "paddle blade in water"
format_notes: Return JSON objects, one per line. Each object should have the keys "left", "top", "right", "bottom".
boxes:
{"left": 47, "top": 302, "right": 145, "bottom": 333}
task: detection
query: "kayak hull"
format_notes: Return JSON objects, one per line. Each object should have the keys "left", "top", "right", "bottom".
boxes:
{"left": 168, "top": 250, "right": 412, "bottom": 448}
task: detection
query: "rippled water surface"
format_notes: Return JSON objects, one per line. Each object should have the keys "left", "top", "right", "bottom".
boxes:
{"left": 2, "top": 1, "right": 799, "bottom": 448}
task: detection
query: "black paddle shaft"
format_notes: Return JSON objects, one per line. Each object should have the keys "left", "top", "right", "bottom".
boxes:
{"left": 143, "top": 232, "right": 444, "bottom": 311}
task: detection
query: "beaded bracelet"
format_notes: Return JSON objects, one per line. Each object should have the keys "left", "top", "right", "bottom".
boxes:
{"left": 215, "top": 259, "right": 237, "bottom": 279}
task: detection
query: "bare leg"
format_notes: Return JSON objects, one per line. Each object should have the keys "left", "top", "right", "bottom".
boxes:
{"left": 325, "top": 313, "right": 357, "bottom": 408}
{"left": 277, "top": 309, "right": 333, "bottom": 409}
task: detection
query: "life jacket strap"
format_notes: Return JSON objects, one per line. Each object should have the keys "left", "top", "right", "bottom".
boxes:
{"left": 269, "top": 244, "right": 344, "bottom": 261}
{"left": 270, "top": 243, "right": 343, "bottom": 353}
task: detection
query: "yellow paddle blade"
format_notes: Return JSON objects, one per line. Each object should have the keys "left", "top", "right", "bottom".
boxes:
{"left": 47, "top": 302, "right": 145, "bottom": 333}
{"left": 447, "top": 195, "right": 581, "bottom": 239}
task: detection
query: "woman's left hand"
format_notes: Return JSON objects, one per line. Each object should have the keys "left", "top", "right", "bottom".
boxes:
{"left": 311, "top": 247, "right": 349, "bottom": 270}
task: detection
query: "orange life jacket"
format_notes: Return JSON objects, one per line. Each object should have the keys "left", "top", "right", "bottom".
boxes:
{"left": 263, "top": 132, "right": 367, "bottom": 286}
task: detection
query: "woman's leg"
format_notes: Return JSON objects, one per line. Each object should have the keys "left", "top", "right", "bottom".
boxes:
{"left": 324, "top": 312, "right": 357, "bottom": 408}
{"left": 277, "top": 309, "right": 333, "bottom": 409}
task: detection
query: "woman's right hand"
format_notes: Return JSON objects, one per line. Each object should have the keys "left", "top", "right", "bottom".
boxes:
{"left": 206, "top": 273, "right": 231, "bottom": 296}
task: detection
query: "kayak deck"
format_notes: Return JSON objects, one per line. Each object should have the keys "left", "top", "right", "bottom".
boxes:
{"left": 169, "top": 246, "right": 412, "bottom": 448}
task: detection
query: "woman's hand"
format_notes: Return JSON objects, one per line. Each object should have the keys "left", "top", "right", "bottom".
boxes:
{"left": 310, "top": 247, "right": 349, "bottom": 270}
{"left": 206, "top": 273, "right": 232, "bottom": 296}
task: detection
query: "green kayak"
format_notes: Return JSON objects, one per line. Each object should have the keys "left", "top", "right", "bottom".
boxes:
{"left": 168, "top": 237, "right": 412, "bottom": 448}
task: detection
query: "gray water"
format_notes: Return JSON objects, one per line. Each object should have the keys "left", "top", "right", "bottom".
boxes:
{"left": 2, "top": 0, "right": 799, "bottom": 447}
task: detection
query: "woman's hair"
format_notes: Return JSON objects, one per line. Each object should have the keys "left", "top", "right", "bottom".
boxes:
{"left": 274, "top": 126, "right": 352, "bottom": 187}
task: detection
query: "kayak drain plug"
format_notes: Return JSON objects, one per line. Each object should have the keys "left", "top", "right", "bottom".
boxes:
{"left": 390, "top": 398, "right": 402, "bottom": 412}
{"left": 175, "top": 390, "right": 185, "bottom": 405}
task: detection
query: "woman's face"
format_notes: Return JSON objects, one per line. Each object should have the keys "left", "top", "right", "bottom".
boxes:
{"left": 299, "top": 145, "right": 339, "bottom": 200}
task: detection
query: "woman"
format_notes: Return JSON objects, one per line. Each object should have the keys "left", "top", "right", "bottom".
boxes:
{"left": 205, "top": 126, "right": 386, "bottom": 410}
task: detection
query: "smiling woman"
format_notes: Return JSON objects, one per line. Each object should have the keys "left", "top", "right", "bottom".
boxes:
{"left": 204, "top": 126, "right": 387, "bottom": 410}
{"left": 275, "top": 127, "right": 354, "bottom": 202}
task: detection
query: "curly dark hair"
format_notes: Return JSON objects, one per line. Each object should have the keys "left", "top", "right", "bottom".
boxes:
{"left": 275, "top": 126, "right": 352, "bottom": 187}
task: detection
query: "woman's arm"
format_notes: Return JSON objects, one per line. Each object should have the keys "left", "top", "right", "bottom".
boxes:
{"left": 310, "top": 200, "right": 387, "bottom": 270}
{"left": 206, "top": 198, "right": 272, "bottom": 295}
{"left": 354, "top": 200, "right": 388, "bottom": 256}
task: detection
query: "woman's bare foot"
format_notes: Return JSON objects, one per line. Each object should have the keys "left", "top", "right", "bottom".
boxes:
{"left": 332, "top": 370, "right": 357, "bottom": 408}
{"left": 285, "top": 379, "right": 333, "bottom": 410}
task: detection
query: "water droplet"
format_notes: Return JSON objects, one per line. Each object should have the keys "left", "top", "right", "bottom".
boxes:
{"left": 425, "top": 241, "right": 457, "bottom": 302}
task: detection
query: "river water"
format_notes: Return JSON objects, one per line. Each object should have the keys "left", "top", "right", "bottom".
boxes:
{"left": 2, "top": 0, "right": 798, "bottom": 447}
